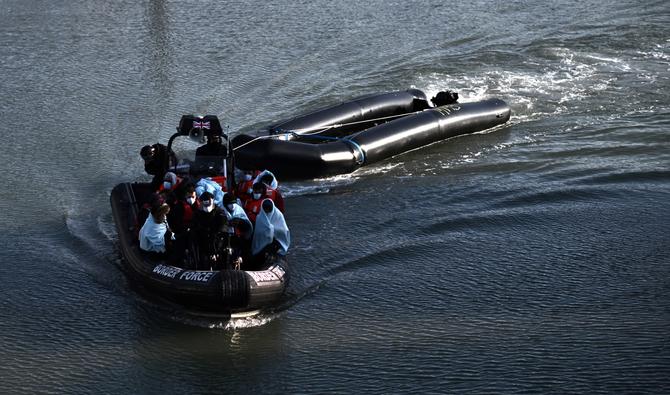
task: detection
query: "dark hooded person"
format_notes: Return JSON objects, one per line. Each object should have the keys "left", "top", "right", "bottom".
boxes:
{"left": 190, "top": 191, "right": 227, "bottom": 269}
{"left": 195, "top": 132, "right": 227, "bottom": 157}
{"left": 256, "top": 170, "right": 285, "bottom": 212}
{"left": 251, "top": 199, "right": 290, "bottom": 266}
{"left": 222, "top": 192, "right": 253, "bottom": 268}
{"left": 140, "top": 143, "right": 177, "bottom": 190}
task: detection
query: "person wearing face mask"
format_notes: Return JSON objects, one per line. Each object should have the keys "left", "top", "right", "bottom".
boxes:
{"left": 250, "top": 199, "right": 290, "bottom": 268}
{"left": 167, "top": 182, "right": 197, "bottom": 235}
{"left": 235, "top": 169, "right": 258, "bottom": 205}
{"left": 223, "top": 193, "right": 253, "bottom": 238}
{"left": 243, "top": 182, "right": 267, "bottom": 224}
{"left": 157, "top": 172, "right": 183, "bottom": 227}
{"left": 158, "top": 172, "right": 183, "bottom": 208}
{"left": 159, "top": 172, "right": 181, "bottom": 193}
{"left": 164, "top": 182, "right": 198, "bottom": 268}
{"left": 190, "top": 191, "right": 227, "bottom": 270}
{"left": 256, "top": 171, "right": 285, "bottom": 212}
{"left": 222, "top": 192, "right": 253, "bottom": 268}
{"left": 195, "top": 177, "right": 225, "bottom": 208}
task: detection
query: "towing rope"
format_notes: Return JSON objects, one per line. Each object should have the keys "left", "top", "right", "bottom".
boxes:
{"left": 232, "top": 131, "right": 366, "bottom": 165}
{"left": 286, "top": 110, "right": 420, "bottom": 135}
{"left": 231, "top": 135, "right": 271, "bottom": 151}
{"left": 284, "top": 132, "right": 366, "bottom": 165}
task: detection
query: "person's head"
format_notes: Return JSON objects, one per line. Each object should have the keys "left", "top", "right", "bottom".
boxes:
{"left": 199, "top": 191, "right": 215, "bottom": 213}
{"left": 140, "top": 145, "right": 156, "bottom": 161}
{"left": 252, "top": 182, "right": 266, "bottom": 200}
{"left": 163, "top": 172, "right": 177, "bottom": 191}
{"left": 181, "top": 183, "right": 196, "bottom": 205}
{"left": 148, "top": 192, "right": 165, "bottom": 209}
{"left": 262, "top": 199, "right": 274, "bottom": 214}
{"left": 242, "top": 170, "right": 254, "bottom": 181}
{"left": 151, "top": 203, "right": 170, "bottom": 223}
{"left": 223, "top": 193, "right": 236, "bottom": 213}
{"left": 260, "top": 174, "right": 274, "bottom": 186}
{"left": 207, "top": 133, "right": 222, "bottom": 146}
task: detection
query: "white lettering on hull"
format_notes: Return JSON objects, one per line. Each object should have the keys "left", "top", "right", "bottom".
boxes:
{"left": 249, "top": 270, "right": 278, "bottom": 284}
{"left": 249, "top": 266, "right": 285, "bottom": 284}
{"left": 152, "top": 265, "right": 215, "bottom": 283}
{"left": 179, "top": 271, "right": 215, "bottom": 283}
{"left": 152, "top": 264, "right": 182, "bottom": 279}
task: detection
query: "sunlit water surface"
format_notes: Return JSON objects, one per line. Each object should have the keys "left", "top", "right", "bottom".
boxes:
{"left": 1, "top": 0, "right": 669, "bottom": 393}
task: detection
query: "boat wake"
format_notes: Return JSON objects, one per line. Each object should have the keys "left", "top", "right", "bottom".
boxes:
{"left": 281, "top": 162, "right": 404, "bottom": 197}
{"left": 416, "top": 43, "right": 664, "bottom": 122}
{"left": 168, "top": 310, "right": 284, "bottom": 330}
{"left": 265, "top": 45, "right": 634, "bottom": 188}
{"left": 62, "top": 204, "right": 129, "bottom": 290}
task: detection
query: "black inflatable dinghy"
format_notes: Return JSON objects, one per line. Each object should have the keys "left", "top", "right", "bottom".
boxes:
{"left": 232, "top": 89, "right": 511, "bottom": 179}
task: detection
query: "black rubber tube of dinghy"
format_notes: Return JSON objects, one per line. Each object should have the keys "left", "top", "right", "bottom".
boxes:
{"left": 354, "top": 98, "right": 510, "bottom": 163}
{"left": 268, "top": 89, "right": 431, "bottom": 138}
{"left": 232, "top": 98, "right": 511, "bottom": 179}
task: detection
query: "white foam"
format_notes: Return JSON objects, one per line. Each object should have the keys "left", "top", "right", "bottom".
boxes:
{"left": 281, "top": 174, "right": 358, "bottom": 197}
{"left": 280, "top": 162, "right": 405, "bottom": 196}
{"left": 205, "top": 312, "right": 280, "bottom": 330}
{"left": 417, "top": 46, "right": 631, "bottom": 123}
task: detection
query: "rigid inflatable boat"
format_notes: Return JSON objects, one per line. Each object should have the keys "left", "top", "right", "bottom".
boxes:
{"left": 110, "top": 118, "right": 288, "bottom": 314}
{"left": 111, "top": 183, "right": 287, "bottom": 313}
{"left": 232, "top": 89, "right": 511, "bottom": 179}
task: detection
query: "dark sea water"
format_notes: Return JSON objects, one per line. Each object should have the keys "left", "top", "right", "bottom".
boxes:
{"left": 1, "top": 0, "right": 669, "bottom": 393}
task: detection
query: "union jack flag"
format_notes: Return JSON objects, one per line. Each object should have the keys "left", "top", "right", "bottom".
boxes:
{"left": 193, "top": 121, "right": 210, "bottom": 129}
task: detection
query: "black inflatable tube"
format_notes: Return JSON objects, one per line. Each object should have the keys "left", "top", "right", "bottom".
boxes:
{"left": 269, "top": 89, "right": 431, "bottom": 138}
{"left": 233, "top": 98, "right": 511, "bottom": 179}
{"left": 354, "top": 99, "right": 510, "bottom": 163}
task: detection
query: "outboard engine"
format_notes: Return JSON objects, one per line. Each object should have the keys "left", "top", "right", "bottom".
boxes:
{"left": 431, "top": 91, "right": 459, "bottom": 106}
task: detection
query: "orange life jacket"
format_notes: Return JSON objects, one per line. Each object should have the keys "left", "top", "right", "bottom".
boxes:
{"left": 209, "top": 175, "right": 227, "bottom": 191}
{"left": 181, "top": 200, "right": 194, "bottom": 226}
{"left": 236, "top": 179, "right": 254, "bottom": 205}
{"left": 265, "top": 187, "right": 285, "bottom": 212}
{"left": 244, "top": 198, "right": 264, "bottom": 223}
{"left": 158, "top": 176, "right": 183, "bottom": 193}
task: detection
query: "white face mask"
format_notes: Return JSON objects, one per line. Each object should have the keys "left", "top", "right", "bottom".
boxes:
{"left": 186, "top": 197, "right": 195, "bottom": 205}
{"left": 163, "top": 181, "right": 172, "bottom": 190}
{"left": 244, "top": 174, "right": 252, "bottom": 181}
{"left": 253, "top": 193, "right": 261, "bottom": 200}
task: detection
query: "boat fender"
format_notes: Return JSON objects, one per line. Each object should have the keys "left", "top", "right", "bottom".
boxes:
{"left": 221, "top": 270, "right": 250, "bottom": 308}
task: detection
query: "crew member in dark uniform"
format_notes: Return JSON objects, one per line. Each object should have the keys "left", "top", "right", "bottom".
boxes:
{"left": 140, "top": 143, "right": 177, "bottom": 190}
{"left": 190, "top": 191, "right": 228, "bottom": 270}
{"left": 193, "top": 129, "right": 228, "bottom": 178}
{"left": 195, "top": 133, "right": 227, "bottom": 157}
